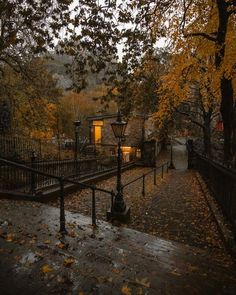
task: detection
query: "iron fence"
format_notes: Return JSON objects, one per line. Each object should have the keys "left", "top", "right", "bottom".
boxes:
{"left": 0, "top": 157, "right": 114, "bottom": 232}
{"left": 0, "top": 134, "right": 89, "bottom": 161}
{"left": 0, "top": 155, "right": 117, "bottom": 193}
{"left": 194, "top": 152, "right": 236, "bottom": 233}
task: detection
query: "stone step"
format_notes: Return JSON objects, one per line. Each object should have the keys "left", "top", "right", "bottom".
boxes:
{"left": 0, "top": 199, "right": 235, "bottom": 295}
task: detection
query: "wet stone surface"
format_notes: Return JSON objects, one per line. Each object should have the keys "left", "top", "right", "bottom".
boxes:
{"left": 0, "top": 198, "right": 236, "bottom": 295}
{"left": 49, "top": 144, "right": 232, "bottom": 265}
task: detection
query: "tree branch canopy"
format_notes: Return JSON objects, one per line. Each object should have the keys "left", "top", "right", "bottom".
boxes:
{"left": 184, "top": 32, "right": 217, "bottom": 42}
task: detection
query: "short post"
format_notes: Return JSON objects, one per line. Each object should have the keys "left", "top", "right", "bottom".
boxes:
{"left": 142, "top": 174, "right": 145, "bottom": 196}
{"left": 111, "top": 190, "right": 115, "bottom": 213}
{"left": 92, "top": 188, "right": 96, "bottom": 226}
{"left": 161, "top": 165, "right": 164, "bottom": 178}
{"left": 59, "top": 177, "right": 66, "bottom": 234}
{"left": 154, "top": 168, "right": 157, "bottom": 185}
{"left": 167, "top": 163, "right": 169, "bottom": 173}
{"left": 30, "top": 150, "right": 37, "bottom": 195}
{"left": 168, "top": 137, "right": 176, "bottom": 169}
{"left": 73, "top": 119, "right": 81, "bottom": 176}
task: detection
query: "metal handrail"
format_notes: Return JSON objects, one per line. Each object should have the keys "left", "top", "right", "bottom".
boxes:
{"left": 122, "top": 162, "right": 169, "bottom": 189}
{"left": 194, "top": 152, "right": 236, "bottom": 176}
{"left": 0, "top": 157, "right": 114, "bottom": 232}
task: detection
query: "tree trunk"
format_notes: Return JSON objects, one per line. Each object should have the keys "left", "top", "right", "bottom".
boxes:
{"left": 220, "top": 76, "right": 234, "bottom": 166}
{"left": 203, "top": 126, "right": 211, "bottom": 158}
{"left": 215, "top": 0, "right": 236, "bottom": 166}
{"left": 202, "top": 112, "right": 212, "bottom": 158}
{"left": 232, "top": 104, "right": 236, "bottom": 168}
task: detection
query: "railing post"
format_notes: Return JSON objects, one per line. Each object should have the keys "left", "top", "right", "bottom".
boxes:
{"left": 30, "top": 150, "right": 36, "bottom": 194}
{"left": 111, "top": 190, "right": 115, "bottom": 213}
{"left": 161, "top": 165, "right": 164, "bottom": 178}
{"left": 154, "top": 168, "right": 157, "bottom": 185}
{"left": 92, "top": 188, "right": 96, "bottom": 226}
{"left": 142, "top": 174, "right": 145, "bottom": 196}
{"left": 59, "top": 177, "right": 66, "bottom": 234}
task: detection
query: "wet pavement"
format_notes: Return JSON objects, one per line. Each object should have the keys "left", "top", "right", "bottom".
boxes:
{"left": 0, "top": 198, "right": 236, "bottom": 295}
{"left": 1, "top": 139, "right": 236, "bottom": 294}
{"left": 48, "top": 141, "right": 231, "bottom": 266}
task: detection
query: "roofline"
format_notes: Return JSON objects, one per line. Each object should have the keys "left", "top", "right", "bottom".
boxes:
{"left": 87, "top": 114, "right": 118, "bottom": 121}
{"left": 87, "top": 113, "right": 147, "bottom": 121}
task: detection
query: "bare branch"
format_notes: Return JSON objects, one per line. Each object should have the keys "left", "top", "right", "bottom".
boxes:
{"left": 184, "top": 31, "right": 217, "bottom": 42}
{"left": 174, "top": 107, "right": 205, "bottom": 129}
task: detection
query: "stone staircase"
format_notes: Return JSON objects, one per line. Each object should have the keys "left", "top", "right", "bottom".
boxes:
{"left": 0, "top": 198, "right": 236, "bottom": 295}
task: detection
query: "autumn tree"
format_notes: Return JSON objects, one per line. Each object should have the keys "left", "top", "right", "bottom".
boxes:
{"left": 156, "top": 32, "right": 222, "bottom": 157}
{"left": 0, "top": 0, "right": 73, "bottom": 74}
{"left": 57, "top": 88, "right": 117, "bottom": 139}
{"left": 126, "top": 0, "right": 236, "bottom": 165}
{"left": 0, "top": 59, "right": 62, "bottom": 137}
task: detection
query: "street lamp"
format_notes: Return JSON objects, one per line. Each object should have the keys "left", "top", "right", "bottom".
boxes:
{"left": 169, "top": 136, "right": 176, "bottom": 169}
{"left": 73, "top": 119, "right": 81, "bottom": 175}
{"left": 107, "top": 111, "right": 130, "bottom": 223}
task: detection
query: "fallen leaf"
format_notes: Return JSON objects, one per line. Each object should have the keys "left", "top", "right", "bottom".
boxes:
{"left": 170, "top": 271, "right": 181, "bottom": 277}
{"left": 41, "top": 264, "right": 53, "bottom": 273}
{"left": 63, "top": 257, "right": 75, "bottom": 267}
{"left": 135, "top": 277, "right": 150, "bottom": 288}
{"left": 68, "top": 230, "right": 76, "bottom": 238}
{"left": 112, "top": 268, "right": 120, "bottom": 274}
{"left": 121, "top": 285, "right": 132, "bottom": 295}
{"left": 6, "top": 234, "right": 14, "bottom": 242}
{"left": 44, "top": 240, "right": 51, "bottom": 244}
{"left": 57, "top": 242, "right": 65, "bottom": 249}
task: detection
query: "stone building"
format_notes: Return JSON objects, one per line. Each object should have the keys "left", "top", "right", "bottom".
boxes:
{"left": 87, "top": 113, "right": 145, "bottom": 162}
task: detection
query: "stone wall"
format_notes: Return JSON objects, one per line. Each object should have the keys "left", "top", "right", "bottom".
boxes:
{"left": 99, "top": 115, "right": 144, "bottom": 147}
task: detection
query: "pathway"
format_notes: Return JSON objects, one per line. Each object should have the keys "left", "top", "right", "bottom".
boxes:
{"left": 48, "top": 140, "right": 232, "bottom": 266}
{"left": 0, "top": 199, "right": 236, "bottom": 295}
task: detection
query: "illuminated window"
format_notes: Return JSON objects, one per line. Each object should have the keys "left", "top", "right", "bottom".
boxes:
{"left": 94, "top": 126, "right": 102, "bottom": 144}
{"left": 92, "top": 120, "right": 104, "bottom": 126}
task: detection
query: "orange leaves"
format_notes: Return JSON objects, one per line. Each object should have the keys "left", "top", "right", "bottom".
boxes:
{"left": 121, "top": 285, "right": 132, "bottom": 295}
{"left": 63, "top": 257, "right": 76, "bottom": 267}
{"left": 41, "top": 264, "right": 54, "bottom": 273}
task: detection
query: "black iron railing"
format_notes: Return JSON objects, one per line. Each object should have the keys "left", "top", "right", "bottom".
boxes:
{"left": 0, "top": 134, "right": 89, "bottom": 161}
{"left": 0, "top": 157, "right": 114, "bottom": 232}
{"left": 122, "top": 162, "right": 169, "bottom": 196}
{"left": 0, "top": 154, "right": 118, "bottom": 193}
{"left": 194, "top": 152, "right": 236, "bottom": 233}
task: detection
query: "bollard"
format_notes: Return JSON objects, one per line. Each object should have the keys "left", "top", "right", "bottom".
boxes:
{"left": 154, "top": 168, "right": 157, "bottom": 185}
{"left": 111, "top": 190, "right": 115, "bottom": 213}
{"left": 59, "top": 177, "right": 66, "bottom": 233}
{"left": 142, "top": 174, "right": 145, "bottom": 196}
{"left": 30, "top": 150, "right": 37, "bottom": 194}
{"left": 92, "top": 188, "right": 96, "bottom": 226}
{"left": 161, "top": 165, "right": 164, "bottom": 178}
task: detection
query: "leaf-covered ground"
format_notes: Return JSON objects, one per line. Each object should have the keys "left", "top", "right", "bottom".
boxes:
{"left": 1, "top": 198, "right": 236, "bottom": 295}
{"left": 49, "top": 147, "right": 233, "bottom": 266}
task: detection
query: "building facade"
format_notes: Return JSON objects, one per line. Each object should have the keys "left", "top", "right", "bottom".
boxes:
{"left": 87, "top": 113, "right": 145, "bottom": 162}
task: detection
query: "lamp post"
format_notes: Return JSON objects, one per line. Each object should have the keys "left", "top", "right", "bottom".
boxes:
{"left": 107, "top": 111, "right": 130, "bottom": 223}
{"left": 169, "top": 136, "right": 175, "bottom": 169}
{"left": 73, "top": 119, "right": 81, "bottom": 175}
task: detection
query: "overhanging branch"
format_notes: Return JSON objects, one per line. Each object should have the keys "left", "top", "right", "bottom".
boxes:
{"left": 174, "top": 107, "right": 205, "bottom": 129}
{"left": 184, "top": 32, "right": 217, "bottom": 42}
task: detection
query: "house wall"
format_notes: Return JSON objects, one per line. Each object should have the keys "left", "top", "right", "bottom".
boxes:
{"left": 90, "top": 115, "right": 145, "bottom": 148}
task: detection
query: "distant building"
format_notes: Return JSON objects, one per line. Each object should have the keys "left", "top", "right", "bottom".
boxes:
{"left": 86, "top": 112, "right": 162, "bottom": 166}
{"left": 87, "top": 113, "right": 145, "bottom": 162}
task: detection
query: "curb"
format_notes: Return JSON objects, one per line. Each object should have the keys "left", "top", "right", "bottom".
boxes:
{"left": 195, "top": 172, "right": 236, "bottom": 258}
